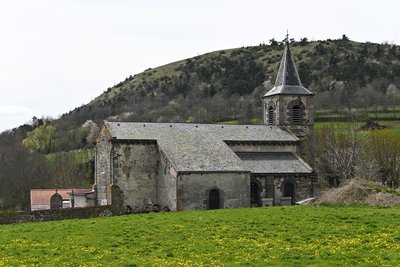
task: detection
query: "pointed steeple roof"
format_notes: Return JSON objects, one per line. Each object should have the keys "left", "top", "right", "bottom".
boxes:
{"left": 263, "top": 37, "right": 313, "bottom": 97}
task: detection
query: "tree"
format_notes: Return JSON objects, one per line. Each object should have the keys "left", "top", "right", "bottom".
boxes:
{"left": 0, "top": 145, "right": 50, "bottom": 209}
{"left": 22, "top": 124, "right": 56, "bottom": 154}
{"left": 374, "top": 44, "right": 383, "bottom": 58}
{"left": 82, "top": 120, "right": 100, "bottom": 145}
{"left": 269, "top": 38, "right": 278, "bottom": 48}
{"left": 232, "top": 80, "right": 251, "bottom": 95}
{"left": 358, "top": 130, "right": 400, "bottom": 186}
{"left": 314, "top": 124, "right": 361, "bottom": 187}
{"left": 49, "top": 152, "right": 93, "bottom": 188}
{"left": 299, "top": 37, "right": 309, "bottom": 46}
{"left": 389, "top": 44, "right": 397, "bottom": 57}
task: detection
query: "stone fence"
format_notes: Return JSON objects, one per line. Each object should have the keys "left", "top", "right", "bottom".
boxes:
{"left": 0, "top": 206, "right": 114, "bottom": 225}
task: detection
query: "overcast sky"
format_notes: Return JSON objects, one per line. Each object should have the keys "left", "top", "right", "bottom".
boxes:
{"left": 0, "top": 0, "right": 399, "bottom": 132}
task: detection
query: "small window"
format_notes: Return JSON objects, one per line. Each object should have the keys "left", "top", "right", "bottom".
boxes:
{"left": 292, "top": 105, "right": 301, "bottom": 124}
{"left": 268, "top": 106, "right": 274, "bottom": 125}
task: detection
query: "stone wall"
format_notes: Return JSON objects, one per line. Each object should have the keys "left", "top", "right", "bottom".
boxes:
{"left": 112, "top": 141, "right": 158, "bottom": 212}
{"left": 156, "top": 148, "right": 177, "bottom": 211}
{"left": 95, "top": 126, "right": 113, "bottom": 205}
{"left": 252, "top": 174, "right": 317, "bottom": 205}
{"left": 0, "top": 206, "right": 113, "bottom": 225}
{"left": 177, "top": 172, "right": 250, "bottom": 210}
{"left": 263, "top": 95, "right": 314, "bottom": 130}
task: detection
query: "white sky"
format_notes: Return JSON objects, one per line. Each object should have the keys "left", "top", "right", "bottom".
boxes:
{"left": 1, "top": 0, "right": 399, "bottom": 132}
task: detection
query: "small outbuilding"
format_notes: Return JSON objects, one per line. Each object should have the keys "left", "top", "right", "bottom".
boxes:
{"left": 30, "top": 189, "right": 94, "bottom": 211}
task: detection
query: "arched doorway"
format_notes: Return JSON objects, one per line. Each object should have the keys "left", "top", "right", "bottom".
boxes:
{"left": 208, "top": 189, "right": 220, "bottom": 210}
{"left": 283, "top": 181, "right": 296, "bottom": 204}
{"left": 250, "top": 181, "right": 261, "bottom": 207}
{"left": 50, "top": 192, "right": 63, "bottom": 209}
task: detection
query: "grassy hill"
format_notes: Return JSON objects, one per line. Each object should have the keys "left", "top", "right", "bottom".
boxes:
{"left": 58, "top": 38, "right": 400, "bottom": 134}
{"left": 4, "top": 38, "right": 400, "bottom": 154}
{"left": 1, "top": 37, "right": 400, "bottom": 210}
{"left": 1, "top": 206, "right": 400, "bottom": 266}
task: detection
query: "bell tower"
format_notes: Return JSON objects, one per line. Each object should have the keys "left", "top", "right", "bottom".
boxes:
{"left": 262, "top": 36, "right": 314, "bottom": 164}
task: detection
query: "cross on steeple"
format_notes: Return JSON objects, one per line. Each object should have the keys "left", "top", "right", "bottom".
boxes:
{"left": 263, "top": 32, "right": 314, "bottom": 97}
{"left": 274, "top": 32, "right": 302, "bottom": 87}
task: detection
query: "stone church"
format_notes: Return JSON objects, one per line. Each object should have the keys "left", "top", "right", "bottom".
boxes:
{"left": 95, "top": 39, "right": 318, "bottom": 212}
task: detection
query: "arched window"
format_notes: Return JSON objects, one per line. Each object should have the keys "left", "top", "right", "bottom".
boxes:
{"left": 268, "top": 106, "right": 274, "bottom": 125}
{"left": 292, "top": 105, "right": 301, "bottom": 124}
{"left": 266, "top": 101, "right": 276, "bottom": 125}
{"left": 287, "top": 100, "right": 304, "bottom": 125}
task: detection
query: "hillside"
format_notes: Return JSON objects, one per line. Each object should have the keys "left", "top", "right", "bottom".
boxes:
{"left": 1, "top": 206, "right": 400, "bottom": 266}
{"left": 1, "top": 36, "right": 400, "bottom": 209}
{"left": 4, "top": 37, "right": 400, "bottom": 153}
{"left": 60, "top": 38, "right": 400, "bottom": 130}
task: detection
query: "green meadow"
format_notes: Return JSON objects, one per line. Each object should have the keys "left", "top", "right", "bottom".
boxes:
{"left": 216, "top": 117, "right": 400, "bottom": 135}
{"left": 314, "top": 120, "right": 400, "bottom": 136}
{"left": 1, "top": 206, "right": 400, "bottom": 266}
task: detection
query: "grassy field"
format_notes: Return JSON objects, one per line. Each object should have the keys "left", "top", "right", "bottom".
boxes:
{"left": 216, "top": 118, "right": 400, "bottom": 135}
{"left": 314, "top": 120, "right": 400, "bottom": 135}
{"left": 1, "top": 206, "right": 400, "bottom": 266}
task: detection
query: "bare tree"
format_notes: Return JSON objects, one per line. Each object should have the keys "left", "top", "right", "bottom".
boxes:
{"left": 49, "top": 152, "right": 93, "bottom": 188}
{"left": 0, "top": 145, "right": 50, "bottom": 210}
{"left": 358, "top": 130, "right": 400, "bottom": 187}
{"left": 314, "top": 123, "right": 361, "bottom": 187}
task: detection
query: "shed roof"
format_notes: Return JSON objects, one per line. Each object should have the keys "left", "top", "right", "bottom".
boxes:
{"left": 236, "top": 152, "right": 313, "bottom": 174}
{"left": 104, "top": 122, "right": 303, "bottom": 173}
{"left": 68, "top": 189, "right": 94, "bottom": 196}
{"left": 30, "top": 189, "right": 71, "bottom": 206}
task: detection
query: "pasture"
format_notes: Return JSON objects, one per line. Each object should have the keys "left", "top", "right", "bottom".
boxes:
{"left": 1, "top": 206, "right": 400, "bottom": 266}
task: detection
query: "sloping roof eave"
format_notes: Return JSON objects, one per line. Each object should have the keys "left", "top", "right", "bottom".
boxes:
{"left": 250, "top": 171, "right": 313, "bottom": 175}
{"left": 176, "top": 169, "right": 251, "bottom": 174}
{"left": 237, "top": 152, "right": 313, "bottom": 174}
{"left": 263, "top": 86, "right": 314, "bottom": 97}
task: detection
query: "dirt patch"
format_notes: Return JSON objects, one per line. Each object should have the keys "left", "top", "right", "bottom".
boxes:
{"left": 315, "top": 179, "right": 400, "bottom": 206}
{"left": 365, "top": 192, "right": 400, "bottom": 206}
{"left": 391, "top": 121, "right": 400, "bottom": 127}
{"left": 359, "top": 119, "right": 387, "bottom": 131}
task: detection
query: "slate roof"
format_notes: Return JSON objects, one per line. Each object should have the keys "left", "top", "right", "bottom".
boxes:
{"left": 104, "top": 122, "right": 309, "bottom": 174}
{"left": 263, "top": 40, "right": 313, "bottom": 97}
{"left": 105, "top": 122, "right": 297, "bottom": 142}
{"left": 236, "top": 152, "right": 312, "bottom": 174}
